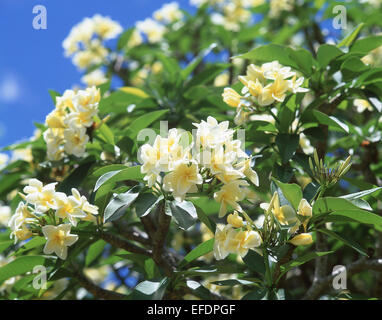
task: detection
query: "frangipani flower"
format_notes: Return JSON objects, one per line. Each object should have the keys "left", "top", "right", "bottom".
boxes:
{"left": 42, "top": 224, "right": 79, "bottom": 260}
{"left": 214, "top": 179, "right": 249, "bottom": 217}
{"left": 227, "top": 211, "right": 244, "bottom": 228}
{"left": 55, "top": 192, "right": 87, "bottom": 226}
{"left": 289, "top": 233, "right": 313, "bottom": 246}
{"left": 163, "top": 161, "right": 203, "bottom": 201}
{"left": 23, "top": 179, "right": 58, "bottom": 213}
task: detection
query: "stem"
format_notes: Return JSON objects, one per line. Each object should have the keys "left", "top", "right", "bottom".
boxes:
{"left": 263, "top": 247, "right": 273, "bottom": 289}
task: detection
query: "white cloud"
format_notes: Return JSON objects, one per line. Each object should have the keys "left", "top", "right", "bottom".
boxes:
{"left": 0, "top": 74, "right": 20, "bottom": 103}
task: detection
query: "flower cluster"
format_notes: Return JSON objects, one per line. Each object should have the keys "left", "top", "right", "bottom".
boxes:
{"left": 213, "top": 212, "right": 262, "bottom": 260}
{"left": 138, "top": 117, "right": 259, "bottom": 214}
{"left": 222, "top": 61, "right": 308, "bottom": 124}
{"left": 63, "top": 15, "right": 122, "bottom": 70}
{"left": 136, "top": 2, "right": 183, "bottom": 44}
{"left": 191, "top": 0, "right": 265, "bottom": 31}
{"left": 261, "top": 191, "right": 313, "bottom": 246}
{"left": 8, "top": 179, "right": 98, "bottom": 259}
{"left": 43, "top": 86, "right": 101, "bottom": 160}
{"left": 269, "top": 0, "right": 295, "bottom": 18}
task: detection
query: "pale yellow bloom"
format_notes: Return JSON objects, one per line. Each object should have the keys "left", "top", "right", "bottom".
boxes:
{"left": 222, "top": 88, "right": 242, "bottom": 108}
{"left": 23, "top": 179, "right": 58, "bottom": 213}
{"left": 289, "top": 233, "right": 313, "bottom": 246}
{"left": 153, "top": 2, "right": 183, "bottom": 24}
{"left": 136, "top": 18, "right": 166, "bottom": 43}
{"left": 55, "top": 192, "right": 87, "bottom": 226}
{"left": 42, "top": 224, "right": 79, "bottom": 260}
{"left": 225, "top": 228, "right": 262, "bottom": 258}
{"left": 227, "top": 211, "right": 244, "bottom": 228}
{"left": 354, "top": 99, "right": 373, "bottom": 113}
{"left": 92, "top": 14, "right": 122, "bottom": 40}
{"left": 297, "top": 198, "right": 312, "bottom": 217}
{"left": 0, "top": 153, "right": 9, "bottom": 170}
{"left": 0, "top": 206, "right": 11, "bottom": 226}
{"left": 163, "top": 161, "right": 203, "bottom": 201}
{"left": 81, "top": 69, "right": 108, "bottom": 87}
{"left": 11, "top": 148, "right": 33, "bottom": 163}
{"left": 214, "top": 73, "right": 229, "bottom": 87}
{"left": 214, "top": 179, "right": 249, "bottom": 217}
{"left": 235, "top": 158, "right": 259, "bottom": 186}
{"left": 63, "top": 127, "right": 89, "bottom": 158}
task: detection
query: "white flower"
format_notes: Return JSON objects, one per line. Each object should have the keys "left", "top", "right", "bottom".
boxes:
{"left": 163, "top": 161, "right": 203, "bottom": 201}
{"left": 23, "top": 179, "right": 58, "bottom": 213}
{"left": 214, "top": 179, "right": 249, "bottom": 217}
{"left": 70, "top": 188, "right": 99, "bottom": 222}
{"left": 81, "top": 69, "right": 108, "bottom": 87}
{"left": 193, "top": 116, "right": 234, "bottom": 149}
{"left": 92, "top": 14, "right": 122, "bottom": 40}
{"left": 0, "top": 205, "right": 11, "bottom": 226}
{"left": 55, "top": 192, "right": 87, "bottom": 226}
{"left": 354, "top": 99, "right": 374, "bottom": 113}
{"left": 63, "top": 127, "right": 89, "bottom": 158}
{"left": 136, "top": 18, "right": 166, "bottom": 43}
{"left": 0, "top": 153, "right": 9, "bottom": 170}
{"left": 42, "top": 224, "right": 79, "bottom": 260}
{"left": 153, "top": 2, "right": 183, "bottom": 24}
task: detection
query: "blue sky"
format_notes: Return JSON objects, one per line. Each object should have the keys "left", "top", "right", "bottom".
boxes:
{"left": 0, "top": 0, "right": 193, "bottom": 148}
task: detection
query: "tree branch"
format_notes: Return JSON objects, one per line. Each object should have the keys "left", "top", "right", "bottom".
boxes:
{"left": 302, "top": 258, "right": 382, "bottom": 300}
{"left": 73, "top": 269, "right": 126, "bottom": 300}
{"left": 100, "top": 232, "right": 152, "bottom": 257}
{"left": 152, "top": 201, "right": 174, "bottom": 277}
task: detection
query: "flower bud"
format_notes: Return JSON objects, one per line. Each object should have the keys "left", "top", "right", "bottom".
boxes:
{"left": 227, "top": 211, "right": 244, "bottom": 228}
{"left": 289, "top": 233, "right": 313, "bottom": 246}
{"left": 222, "top": 88, "right": 242, "bottom": 108}
{"left": 297, "top": 198, "right": 312, "bottom": 217}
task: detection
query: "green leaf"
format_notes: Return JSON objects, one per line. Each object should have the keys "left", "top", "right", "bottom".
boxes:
{"left": 95, "top": 118, "right": 115, "bottom": 145}
{"left": 314, "top": 197, "right": 366, "bottom": 214}
{"left": 181, "top": 43, "right": 217, "bottom": 80}
{"left": 58, "top": 157, "right": 95, "bottom": 194}
{"left": 135, "top": 194, "right": 163, "bottom": 217}
{"left": 179, "top": 238, "right": 214, "bottom": 268}
{"left": 317, "top": 44, "right": 344, "bottom": 68}
{"left": 340, "top": 187, "right": 382, "bottom": 200}
{"left": 0, "top": 256, "right": 48, "bottom": 283}
{"left": 350, "top": 35, "right": 382, "bottom": 55}
{"left": 275, "top": 134, "right": 299, "bottom": 164}
{"left": 312, "top": 110, "right": 349, "bottom": 133}
{"left": 0, "top": 240, "right": 13, "bottom": 254}
{"left": 328, "top": 209, "right": 382, "bottom": 227}
{"left": 103, "top": 187, "right": 140, "bottom": 223}
{"left": 243, "top": 249, "right": 265, "bottom": 275}
{"left": 130, "top": 278, "right": 169, "bottom": 300}
{"left": 210, "top": 279, "right": 256, "bottom": 286}
{"left": 94, "top": 166, "right": 143, "bottom": 191}
{"left": 241, "top": 288, "right": 267, "bottom": 300}
{"left": 117, "top": 28, "right": 134, "bottom": 50}
{"left": 278, "top": 251, "right": 334, "bottom": 281}
{"left": 318, "top": 229, "right": 367, "bottom": 257}
{"left": 85, "top": 240, "right": 107, "bottom": 267}
{"left": 186, "top": 63, "right": 230, "bottom": 88}
{"left": 125, "top": 109, "right": 169, "bottom": 140}
{"left": 273, "top": 179, "right": 303, "bottom": 211}
{"left": 12, "top": 237, "right": 46, "bottom": 256}
{"left": 238, "top": 44, "right": 314, "bottom": 76}
{"left": 167, "top": 200, "right": 198, "bottom": 230}
{"left": 48, "top": 89, "right": 60, "bottom": 104}
{"left": 91, "top": 164, "right": 129, "bottom": 178}
{"left": 195, "top": 205, "right": 216, "bottom": 233}
{"left": 337, "top": 23, "right": 364, "bottom": 48}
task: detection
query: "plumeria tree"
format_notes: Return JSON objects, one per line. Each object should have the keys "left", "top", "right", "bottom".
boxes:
{"left": 1, "top": 0, "right": 382, "bottom": 300}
